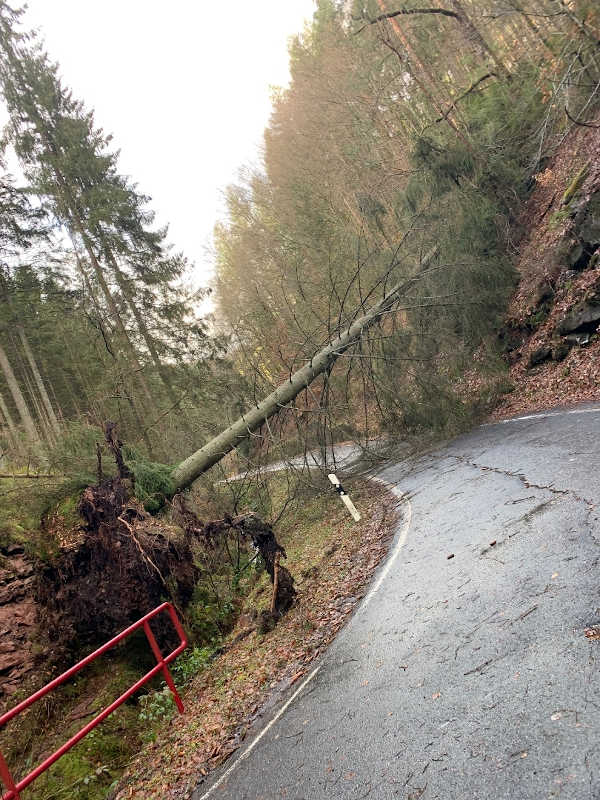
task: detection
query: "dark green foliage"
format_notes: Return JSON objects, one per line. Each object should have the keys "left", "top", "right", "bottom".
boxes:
{"left": 47, "top": 422, "right": 104, "bottom": 484}
{"left": 186, "top": 584, "right": 236, "bottom": 643}
{"left": 122, "top": 447, "right": 175, "bottom": 513}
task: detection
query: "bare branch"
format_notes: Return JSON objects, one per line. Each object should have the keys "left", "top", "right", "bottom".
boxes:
{"left": 354, "top": 6, "right": 460, "bottom": 34}
{"left": 564, "top": 105, "right": 600, "bottom": 128}
{"left": 425, "top": 73, "right": 497, "bottom": 128}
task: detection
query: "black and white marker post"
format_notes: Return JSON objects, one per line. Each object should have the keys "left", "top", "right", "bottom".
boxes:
{"left": 328, "top": 473, "right": 361, "bottom": 522}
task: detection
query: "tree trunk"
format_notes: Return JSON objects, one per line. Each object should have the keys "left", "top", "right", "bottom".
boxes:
{"left": 171, "top": 248, "right": 438, "bottom": 490}
{"left": 447, "top": 0, "right": 511, "bottom": 79}
{"left": 69, "top": 218, "right": 155, "bottom": 409}
{"left": 17, "top": 325, "right": 60, "bottom": 434}
{"left": 22, "top": 365, "right": 54, "bottom": 446}
{"left": 37, "top": 132, "right": 155, "bottom": 413}
{"left": 47, "top": 377, "right": 65, "bottom": 423}
{"left": 70, "top": 242, "right": 155, "bottom": 454}
{"left": 377, "top": 0, "right": 478, "bottom": 154}
{"left": 100, "top": 238, "right": 179, "bottom": 405}
{"left": 0, "top": 340, "right": 39, "bottom": 443}
{"left": 0, "top": 390, "right": 18, "bottom": 449}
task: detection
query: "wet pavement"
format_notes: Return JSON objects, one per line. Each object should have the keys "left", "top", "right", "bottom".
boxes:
{"left": 194, "top": 405, "right": 600, "bottom": 800}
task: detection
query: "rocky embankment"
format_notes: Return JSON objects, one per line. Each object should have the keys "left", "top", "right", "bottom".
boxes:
{"left": 0, "top": 546, "right": 36, "bottom": 698}
{"left": 493, "top": 122, "right": 600, "bottom": 418}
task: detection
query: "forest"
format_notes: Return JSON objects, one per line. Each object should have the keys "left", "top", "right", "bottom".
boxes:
{"left": 1, "top": 0, "right": 600, "bottom": 797}
{"left": 1, "top": 0, "right": 598, "bottom": 487}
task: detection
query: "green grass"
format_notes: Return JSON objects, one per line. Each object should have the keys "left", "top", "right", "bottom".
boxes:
{"left": 1, "top": 657, "right": 144, "bottom": 800}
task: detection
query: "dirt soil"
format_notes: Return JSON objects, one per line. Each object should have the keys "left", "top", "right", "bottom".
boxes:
{"left": 0, "top": 546, "right": 37, "bottom": 697}
{"left": 113, "top": 481, "right": 400, "bottom": 799}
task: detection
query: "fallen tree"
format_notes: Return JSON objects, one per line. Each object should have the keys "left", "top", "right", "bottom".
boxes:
{"left": 7, "top": 254, "right": 437, "bottom": 683}
{"left": 47, "top": 252, "right": 438, "bottom": 647}
{"left": 171, "top": 247, "right": 438, "bottom": 491}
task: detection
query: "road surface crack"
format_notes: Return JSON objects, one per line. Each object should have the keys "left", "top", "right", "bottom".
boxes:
{"left": 451, "top": 456, "right": 593, "bottom": 508}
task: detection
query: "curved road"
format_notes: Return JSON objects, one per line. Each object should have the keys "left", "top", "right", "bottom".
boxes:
{"left": 194, "top": 405, "right": 600, "bottom": 800}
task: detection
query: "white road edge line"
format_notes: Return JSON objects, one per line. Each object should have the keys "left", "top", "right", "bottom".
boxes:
{"left": 196, "top": 666, "right": 321, "bottom": 800}
{"left": 484, "top": 407, "right": 600, "bottom": 425}
{"left": 360, "top": 480, "right": 412, "bottom": 611}
{"left": 196, "top": 480, "right": 412, "bottom": 799}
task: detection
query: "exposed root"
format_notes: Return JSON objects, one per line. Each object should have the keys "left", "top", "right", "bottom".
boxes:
{"left": 15, "top": 424, "right": 296, "bottom": 678}
{"left": 172, "top": 494, "right": 296, "bottom": 623}
{"left": 36, "top": 478, "right": 198, "bottom": 664}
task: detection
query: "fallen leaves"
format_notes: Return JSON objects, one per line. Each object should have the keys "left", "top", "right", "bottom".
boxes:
{"left": 114, "top": 482, "right": 400, "bottom": 799}
{"left": 289, "top": 670, "right": 305, "bottom": 685}
{"left": 487, "top": 119, "right": 600, "bottom": 422}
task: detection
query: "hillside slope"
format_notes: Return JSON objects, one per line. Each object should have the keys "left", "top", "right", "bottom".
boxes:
{"left": 493, "top": 115, "right": 600, "bottom": 418}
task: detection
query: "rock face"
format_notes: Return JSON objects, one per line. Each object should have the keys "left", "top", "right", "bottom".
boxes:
{"left": 568, "top": 190, "right": 600, "bottom": 270}
{"left": 528, "top": 345, "right": 552, "bottom": 367}
{"left": 0, "top": 547, "right": 38, "bottom": 697}
{"left": 564, "top": 332, "right": 591, "bottom": 346}
{"left": 556, "top": 297, "right": 600, "bottom": 335}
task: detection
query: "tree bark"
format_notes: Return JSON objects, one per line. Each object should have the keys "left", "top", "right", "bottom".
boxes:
{"left": 17, "top": 324, "right": 60, "bottom": 434}
{"left": 0, "top": 340, "right": 39, "bottom": 443}
{"left": 171, "top": 248, "right": 438, "bottom": 490}
{"left": 0, "top": 390, "right": 18, "bottom": 449}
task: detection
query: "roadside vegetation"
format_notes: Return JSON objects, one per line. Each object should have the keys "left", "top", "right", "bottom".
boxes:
{"left": 2, "top": 475, "right": 398, "bottom": 800}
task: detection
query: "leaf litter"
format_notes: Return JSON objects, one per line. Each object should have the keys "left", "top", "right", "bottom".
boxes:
{"left": 114, "top": 481, "right": 400, "bottom": 799}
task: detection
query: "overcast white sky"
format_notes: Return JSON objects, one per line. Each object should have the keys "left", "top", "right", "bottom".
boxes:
{"left": 17, "top": 0, "right": 316, "bottom": 287}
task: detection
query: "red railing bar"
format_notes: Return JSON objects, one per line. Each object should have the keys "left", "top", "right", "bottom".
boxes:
{"left": 0, "top": 602, "right": 183, "bottom": 728}
{"left": 0, "top": 755, "right": 17, "bottom": 800}
{"left": 0, "top": 603, "right": 187, "bottom": 800}
{"left": 143, "top": 620, "right": 184, "bottom": 713}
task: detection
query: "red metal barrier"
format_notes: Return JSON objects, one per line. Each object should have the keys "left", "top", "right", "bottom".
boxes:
{"left": 0, "top": 602, "right": 187, "bottom": 800}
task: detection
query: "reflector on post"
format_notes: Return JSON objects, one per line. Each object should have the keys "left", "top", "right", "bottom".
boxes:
{"left": 328, "top": 473, "right": 361, "bottom": 521}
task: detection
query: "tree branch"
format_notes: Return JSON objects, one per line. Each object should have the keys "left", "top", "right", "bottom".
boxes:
{"left": 354, "top": 6, "right": 459, "bottom": 34}
{"left": 424, "top": 72, "right": 497, "bottom": 128}
{"left": 565, "top": 105, "right": 600, "bottom": 128}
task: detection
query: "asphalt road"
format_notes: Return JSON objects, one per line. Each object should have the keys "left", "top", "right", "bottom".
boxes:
{"left": 194, "top": 405, "right": 600, "bottom": 800}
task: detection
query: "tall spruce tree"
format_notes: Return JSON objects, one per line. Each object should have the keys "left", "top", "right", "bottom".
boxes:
{"left": 0, "top": 2, "right": 205, "bottom": 439}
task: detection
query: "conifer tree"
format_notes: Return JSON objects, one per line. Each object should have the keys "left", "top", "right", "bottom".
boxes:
{"left": 0, "top": 2, "right": 204, "bottom": 430}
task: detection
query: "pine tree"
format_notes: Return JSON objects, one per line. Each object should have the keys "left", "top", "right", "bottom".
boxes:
{"left": 0, "top": 2, "right": 206, "bottom": 439}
